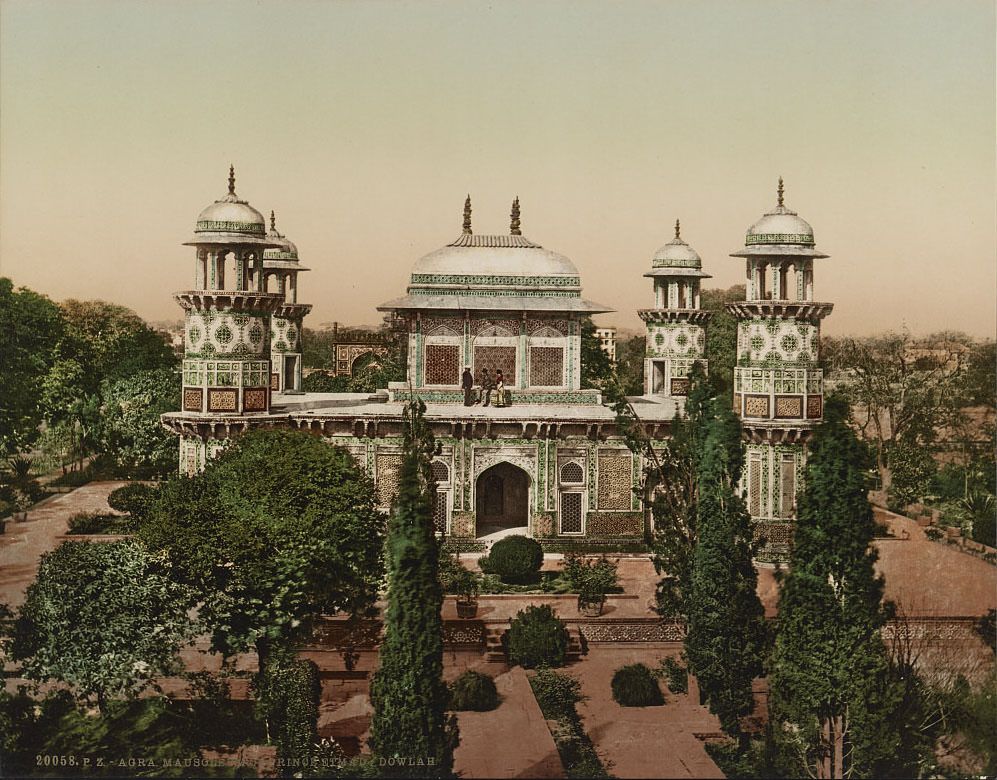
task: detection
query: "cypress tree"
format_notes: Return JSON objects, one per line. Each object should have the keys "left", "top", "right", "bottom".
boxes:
{"left": 368, "top": 401, "right": 457, "bottom": 776}
{"left": 769, "top": 398, "right": 895, "bottom": 778}
{"left": 684, "top": 398, "right": 766, "bottom": 743}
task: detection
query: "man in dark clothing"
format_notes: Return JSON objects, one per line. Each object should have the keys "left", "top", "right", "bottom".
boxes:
{"left": 461, "top": 367, "right": 474, "bottom": 406}
{"left": 478, "top": 368, "right": 494, "bottom": 406}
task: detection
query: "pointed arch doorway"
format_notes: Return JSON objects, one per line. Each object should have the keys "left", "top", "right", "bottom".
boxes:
{"left": 475, "top": 462, "right": 530, "bottom": 541}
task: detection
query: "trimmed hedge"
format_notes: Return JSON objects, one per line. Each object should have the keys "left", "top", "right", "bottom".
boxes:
{"left": 507, "top": 604, "right": 569, "bottom": 669}
{"left": 67, "top": 512, "right": 137, "bottom": 535}
{"left": 107, "top": 483, "right": 157, "bottom": 518}
{"left": 529, "top": 669, "right": 583, "bottom": 720}
{"left": 488, "top": 535, "right": 543, "bottom": 582}
{"left": 611, "top": 663, "right": 664, "bottom": 707}
{"left": 449, "top": 670, "right": 499, "bottom": 711}
{"left": 660, "top": 656, "right": 688, "bottom": 694}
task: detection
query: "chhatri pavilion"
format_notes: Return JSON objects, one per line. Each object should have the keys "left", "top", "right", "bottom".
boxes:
{"left": 162, "top": 172, "right": 830, "bottom": 556}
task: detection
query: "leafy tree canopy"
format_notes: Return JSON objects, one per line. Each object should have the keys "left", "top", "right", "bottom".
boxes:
{"left": 10, "top": 540, "right": 196, "bottom": 712}
{"left": 140, "top": 428, "right": 385, "bottom": 661}
{"left": 580, "top": 317, "right": 615, "bottom": 390}
{"left": 99, "top": 367, "right": 181, "bottom": 477}
{"left": 0, "top": 278, "right": 64, "bottom": 454}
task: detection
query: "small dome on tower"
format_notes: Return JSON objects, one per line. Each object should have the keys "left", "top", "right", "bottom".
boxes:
{"left": 732, "top": 179, "right": 828, "bottom": 259}
{"left": 186, "top": 167, "right": 272, "bottom": 246}
{"left": 263, "top": 211, "right": 299, "bottom": 261}
{"left": 652, "top": 219, "right": 702, "bottom": 269}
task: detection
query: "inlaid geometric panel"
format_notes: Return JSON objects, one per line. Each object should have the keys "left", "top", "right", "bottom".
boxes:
{"left": 587, "top": 512, "right": 642, "bottom": 536}
{"left": 598, "top": 453, "right": 632, "bottom": 511}
{"left": 375, "top": 454, "right": 405, "bottom": 508}
{"left": 807, "top": 394, "right": 823, "bottom": 418}
{"left": 670, "top": 377, "right": 691, "bottom": 396}
{"left": 733, "top": 393, "right": 742, "bottom": 414}
{"left": 744, "top": 395, "right": 769, "bottom": 418}
{"left": 183, "top": 387, "right": 203, "bottom": 412}
{"left": 243, "top": 388, "right": 268, "bottom": 411}
{"left": 270, "top": 372, "right": 280, "bottom": 390}
{"left": 748, "top": 458, "right": 762, "bottom": 517}
{"left": 425, "top": 344, "right": 460, "bottom": 385}
{"left": 774, "top": 395, "right": 803, "bottom": 418}
{"left": 530, "top": 347, "right": 563, "bottom": 386}
{"left": 559, "top": 491, "right": 583, "bottom": 534}
{"left": 207, "top": 388, "right": 237, "bottom": 412}
{"left": 474, "top": 346, "right": 517, "bottom": 384}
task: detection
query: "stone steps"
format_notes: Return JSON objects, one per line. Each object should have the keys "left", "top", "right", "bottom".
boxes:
{"left": 484, "top": 626, "right": 585, "bottom": 663}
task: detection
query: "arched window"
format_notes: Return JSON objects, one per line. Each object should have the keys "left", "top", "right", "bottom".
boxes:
{"left": 560, "top": 462, "right": 584, "bottom": 484}
{"left": 431, "top": 460, "right": 450, "bottom": 484}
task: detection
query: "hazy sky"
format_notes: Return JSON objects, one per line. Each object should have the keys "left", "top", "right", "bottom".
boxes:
{"left": 1, "top": 0, "right": 994, "bottom": 337}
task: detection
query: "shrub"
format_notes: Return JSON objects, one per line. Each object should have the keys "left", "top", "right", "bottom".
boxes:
{"left": 107, "top": 483, "right": 157, "bottom": 518}
{"left": 477, "top": 554, "right": 494, "bottom": 574}
{"left": 611, "top": 664, "right": 664, "bottom": 707}
{"left": 67, "top": 512, "right": 137, "bottom": 535}
{"left": 660, "top": 656, "right": 688, "bottom": 694}
{"left": 529, "top": 669, "right": 583, "bottom": 720}
{"left": 507, "top": 604, "right": 569, "bottom": 669}
{"left": 449, "top": 670, "right": 499, "bottom": 711}
{"left": 560, "top": 554, "right": 619, "bottom": 597}
{"left": 488, "top": 535, "right": 544, "bottom": 582}
{"left": 924, "top": 527, "right": 944, "bottom": 541}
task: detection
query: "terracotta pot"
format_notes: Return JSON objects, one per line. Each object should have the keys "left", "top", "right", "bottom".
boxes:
{"left": 946, "top": 526, "right": 961, "bottom": 539}
{"left": 578, "top": 595, "right": 605, "bottom": 617}
{"left": 455, "top": 599, "right": 478, "bottom": 619}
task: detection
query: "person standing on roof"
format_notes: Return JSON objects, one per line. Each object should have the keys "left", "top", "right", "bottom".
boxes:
{"left": 461, "top": 367, "right": 475, "bottom": 406}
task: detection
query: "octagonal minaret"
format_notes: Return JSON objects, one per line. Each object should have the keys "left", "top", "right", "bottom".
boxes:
{"left": 173, "top": 167, "right": 283, "bottom": 472}
{"left": 728, "top": 179, "right": 833, "bottom": 561}
{"left": 638, "top": 220, "right": 713, "bottom": 397}
{"left": 261, "top": 212, "right": 311, "bottom": 393}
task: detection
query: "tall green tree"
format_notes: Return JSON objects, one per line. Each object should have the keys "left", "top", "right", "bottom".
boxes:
{"left": 769, "top": 399, "right": 903, "bottom": 778}
{"left": 580, "top": 317, "right": 615, "bottom": 390}
{"left": 368, "top": 401, "right": 457, "bottom": 777}
{"left": 10, "top": 541, "right": 195, "bottom": 713}
{"left": 139, "top": 428, "right": 385, "bottom": 669}
{"left": 684, "top": 396, "right": 766, "bottom": 743}
{"left": 0, "top": 279, "right": 64, "bottom": 455}
{"left": 701, "top": 284, "right": 743, "bottom": 401}
{"left": 99, "top": 367, "right": 181, "bottom": 477}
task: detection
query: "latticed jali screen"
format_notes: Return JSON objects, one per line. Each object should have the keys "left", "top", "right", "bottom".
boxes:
{"left": 207, "top": 389, "right": 237, "bottom": 412}
{"left": 432, "top": 490, "right": 448, "bottom": 534}
{"left": 774, "top": 395, "right": 803, "bottom": 418}
{"left": 598, "top": 454, "right": 632, "bottom": 510}
{"left": 425, "top": 344, "right": 460, "bottom": 385}
{"left": 375, "top": 454, "right": 405, "bottom": 507}
{"left": 780, "top": 456, "right": 796, "bottom": 518}
{"left": 560, "top": 492, "right": 583, "bottom": 533}
{"left": 473, "top": 346, "right": 517, "bottom": 383}
{"left": 530, "top": 347, "right": 563, "bottom": 386}
{"left": 748, "top": 458, "right": 762, "bottom": 517}
{"left": 744, "top": 395, "right": 769, "bottom": 418}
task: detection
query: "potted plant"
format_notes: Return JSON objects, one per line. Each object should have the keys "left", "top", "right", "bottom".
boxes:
{"left": 575, "top": 556, "right": 618, "bottom": 617}
{"left": 452, "top": 566, "right": 481, "bottom": 619}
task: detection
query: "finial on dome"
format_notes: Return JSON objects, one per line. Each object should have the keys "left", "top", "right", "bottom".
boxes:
{"left": 510, "top": 197, "right": 521, "bottom": 235}
{"left": 462, "top": 195, "right": 472, "bottom": 234}
{"left": 675, "top": 219, "right": 681, "bottom": 239}
{"left": 777, "top": 176, "right": 784, "bottom": 207}
{"left": 270, "top": 210, "right": 276, "bottom": 232}
{"left": 228, "top": 165, "right": 236, "bottom": 196}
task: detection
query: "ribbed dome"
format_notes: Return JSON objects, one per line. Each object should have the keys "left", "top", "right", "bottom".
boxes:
{"left": 263, "top": 212, "right": 299, "bottom": 262}
{"left": 184, "top": 167, "right": 274, "bottom": 247}
{"left": 410, "top": 233, "right": 580, "bottom": 284}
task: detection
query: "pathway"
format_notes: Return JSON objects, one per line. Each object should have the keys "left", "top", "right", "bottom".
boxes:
{"left": 0, "top": 481, "right": 128, "bottom": 609}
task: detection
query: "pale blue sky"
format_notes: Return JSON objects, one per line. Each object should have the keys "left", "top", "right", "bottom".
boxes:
{"left": 1, "top": 0, "right": 993, "bottom": 336}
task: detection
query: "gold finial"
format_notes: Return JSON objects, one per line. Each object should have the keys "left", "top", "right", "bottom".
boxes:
{"left": 675, "top": 219, "right": 681, "bottom": 239}
{"left": 270, "top": 210, "right": 276, "bottom": 232}
{"left": 462, "top": 195, "right": 472, "bottom": 234}
{"left": 777, "top": 176, "right": 784, "bottom": 207}
{"left": 228, "top": 165, "right": 236, "bottom": 195}
{"left": 510, "top": 197, "right": 521, "bottom": 235}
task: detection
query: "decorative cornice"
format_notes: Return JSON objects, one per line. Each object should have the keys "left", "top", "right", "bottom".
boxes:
{"left": 745, "top": 232, "right": 814, "bottom": 245}
{"left": 726, "top": 301, "right": 833, "bottom": 321}
{"left": 741, "top": 424, "right": 818, "bottom": 444}
{"left": 410, "top": 273, "right": 579, "bottom": 288}
{"left": 637, "top": 309, "right": 713, "bottom": 324}
{"left": 274, "top": 303, "right": 313, "bottom": 319}
{"left": 174, "top": 291, "right": 284, "bottom": 313}
{"left": 195, "top": 220, "right": 266, "bottom": 236}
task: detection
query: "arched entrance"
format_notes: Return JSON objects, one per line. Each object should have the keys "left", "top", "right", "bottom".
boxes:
{"left": 475, "top": 462, "right": 530, "bottom": 540}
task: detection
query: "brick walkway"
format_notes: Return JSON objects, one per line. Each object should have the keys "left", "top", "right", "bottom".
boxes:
{"left": 0, "top": 481, "right": 128, "bottom": 609}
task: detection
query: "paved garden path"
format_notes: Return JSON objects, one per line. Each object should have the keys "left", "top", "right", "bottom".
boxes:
{"left": 0, "top": 481, "right": 128, "bottom": 609}
{"left": 570, "top": 644, "right": 723, "bottom": 779}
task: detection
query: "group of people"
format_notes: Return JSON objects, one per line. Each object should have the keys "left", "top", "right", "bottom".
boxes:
{"left": 461, "top": 367, "right": 509, "bottom": 407}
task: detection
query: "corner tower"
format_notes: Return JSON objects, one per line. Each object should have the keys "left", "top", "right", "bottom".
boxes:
{"left": 262, "top": 212, "right": 311, "bottom": 393}
{"left": 639, "top": 220, "right": 712, "bottom": 397}
{"left": 175, "top": 167, "right": 283, "bottom": 473}
{"left": 728, "top": 179, "right": 833, "bottom": 561}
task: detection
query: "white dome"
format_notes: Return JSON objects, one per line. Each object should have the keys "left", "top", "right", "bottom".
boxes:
{"left": 411, "top": 234, "right": 579, "bottom": 282}
{"left": 185, "top": 167, "right": 273, "bottom": 247}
